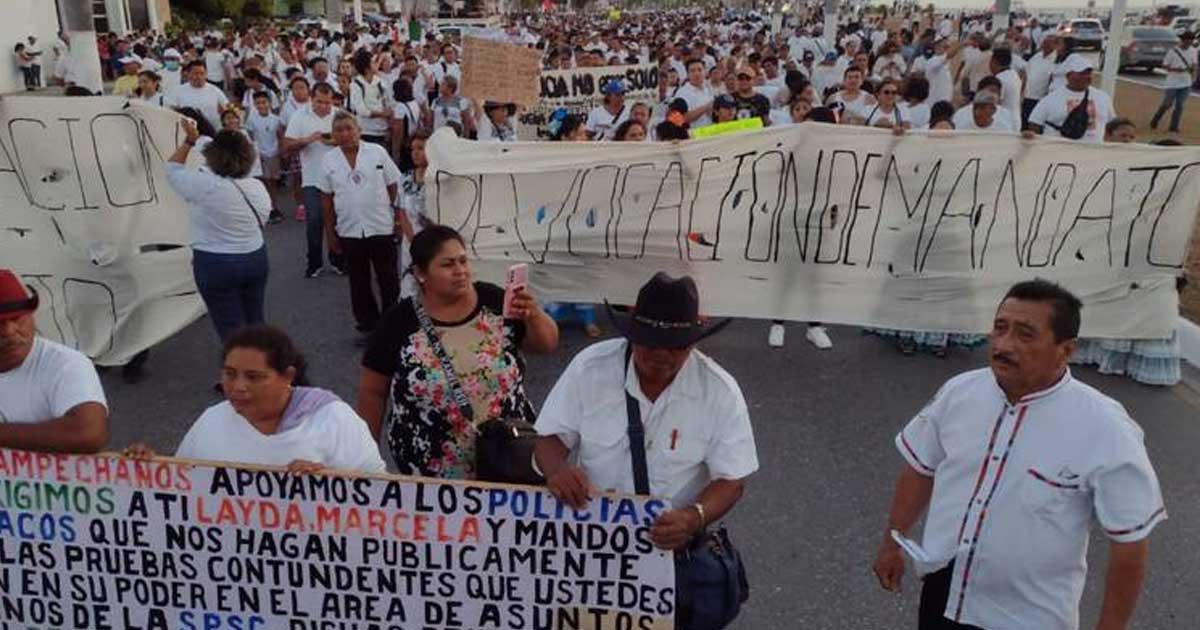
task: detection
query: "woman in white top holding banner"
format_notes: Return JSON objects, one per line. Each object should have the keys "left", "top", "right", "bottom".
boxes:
{"left": 125, "top": 325, "right": 385, "bottom": 474}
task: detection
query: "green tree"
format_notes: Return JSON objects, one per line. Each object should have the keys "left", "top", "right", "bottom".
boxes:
{"left": 173, "top": 0, "right": 275, "bottom": 18}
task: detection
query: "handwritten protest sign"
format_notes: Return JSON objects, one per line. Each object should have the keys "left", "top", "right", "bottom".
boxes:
{"left": 0, "top": 97, "right": 203, "bottom": 366}
{"left": 462, "top": 37, "right": 542, "bottom": 108}
{"left": 425, "top": 125, "right": 1200, "bottom": 338}
{"left": 0, "top": 449, "right": 676, "bottom": 629}
{"left": 518, "top": 64, "right": 659, "bottom": 140}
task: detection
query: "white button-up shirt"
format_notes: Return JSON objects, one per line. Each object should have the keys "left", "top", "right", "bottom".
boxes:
{"left": 897, "top": 368, "right": 1166, "bottom": 630}
{"left": 536, "top": 339, "right": 759, "bottom": 508}
{"left": 316, "top": 141, "right": 401, "bottom": 239}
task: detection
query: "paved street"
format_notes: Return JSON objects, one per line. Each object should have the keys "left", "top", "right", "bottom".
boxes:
{"left": 102, "top": 197, "right": 1200, "bottom": 630}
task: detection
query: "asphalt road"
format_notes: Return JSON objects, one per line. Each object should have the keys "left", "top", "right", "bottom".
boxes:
{"left": 101, "top": 196, "right": 1200, "bottom": 630}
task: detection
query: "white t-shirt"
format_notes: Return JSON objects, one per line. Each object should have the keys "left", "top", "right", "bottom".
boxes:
{"left": 284, "top": 108, "right": 337, "bottom": 187}
{"left": 995, "top": 68, "right": 1024, "bottom": 127}
{"left": 316, "top": 142, "right": 402, "bottom": 239}
{"left": 1163, "top": 46, "right": 1198, "bottom": 90}
{"left": 674, "top": 82, "right": 714, "bottom": 127}
{"left": 393, "top": 100, "right": 420, "bottom": 134}
{"left": 165, "top": 82, "right": 230, "bottom": 131}
{"left": 204, "top": 50, "right": 229, "bottom": 82}
{"left": 862, "top": 103, "right": 906, "bottom": 128}
{"left": 1029, "top": 86, "right": 1115, "bottom": 144}
{"left": 0, "top": 337, "right": 107, "bottom": 424}
{"left": 176, "top": 398, "right": 386, "bottom": 473}
{"left": 165, "top": 162, "right": 271, "bottom": 253}
{"left": 246, "top": 110, "right": 283, "bottom": 158}
{"left": 952, "top": 105, "right": 1016, "bottom": 132}
{"left": 900, "top": 102, "right": 931, "bottom": 129}
{"left": 1025, "top": 51, "right": 1058, "bottom": 100}
{"left": 431, "top": 95, "right": 472, "bottom": 132}
{"left": 585, "top": 104, "right": 631, "bottom": 140}
{"left": 348, "top": 75, "right": 391, "bottom": 137}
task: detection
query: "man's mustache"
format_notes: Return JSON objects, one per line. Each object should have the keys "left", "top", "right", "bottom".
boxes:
{"left": 992, "top": 353, "right": 1018, "bottom": 366}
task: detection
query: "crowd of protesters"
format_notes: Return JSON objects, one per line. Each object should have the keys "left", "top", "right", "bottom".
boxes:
{"left": 27, "top": 4, "right": 1186, "bottom": 385}
{"left": 1, "top": 5, "right": 1191, "bottom": 629}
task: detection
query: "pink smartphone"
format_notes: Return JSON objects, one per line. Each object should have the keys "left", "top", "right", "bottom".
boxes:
{"left": 502, "top": 263, "right": 529, "bottom": 319}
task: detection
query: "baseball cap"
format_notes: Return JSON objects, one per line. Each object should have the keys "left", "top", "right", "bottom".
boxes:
{"left": 973, "top": 91, "right": 999, "bottom": 105}
{"left": 0, "top": 269, "right": 38, "bottom": 321}
{"left": 601, "top": 79, "right": 626, "bottom": 95}
{"left": 714, "top": 94, "right": 736, "bottom": 109}
{"left": 1062, "top": 53, "right": 1093, "bottom": 74}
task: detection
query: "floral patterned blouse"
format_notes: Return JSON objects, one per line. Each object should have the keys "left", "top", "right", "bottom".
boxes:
{"left": 362, "top": 282, "right": 534, "bottom": 479}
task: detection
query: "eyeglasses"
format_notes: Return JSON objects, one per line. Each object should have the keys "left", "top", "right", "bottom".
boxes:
{"left": 880, "top": 89, "right": 897, "bottom": 95}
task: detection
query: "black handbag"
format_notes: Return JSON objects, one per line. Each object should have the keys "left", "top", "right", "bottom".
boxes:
{"left": 412, "top": 297, "right": 543, "bottom": 486}
{"left": 623, "top": 344, "right": 749, "bottom": 630}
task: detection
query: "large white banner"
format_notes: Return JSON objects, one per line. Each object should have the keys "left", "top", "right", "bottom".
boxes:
{"left": 0, "top": 97, "right": 203, "bottom": 365}
{"left": 518, "top": 64, "right": 659, "bottom": 140}
{"left": 426, "top": 125, "right": 1200, "bottom": 338}
{"left": 0, "top": 449, "right": 675, "bottom": 629}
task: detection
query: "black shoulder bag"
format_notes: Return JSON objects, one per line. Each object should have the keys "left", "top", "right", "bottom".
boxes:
{"left": 1047, "top": 87, "right": 1090, "bottom": 140}
{"left": 412, "top": 296, "right": 543, "bottom": 485}
{"left": 623, "top": 344, "right": 749, "bottom": 630}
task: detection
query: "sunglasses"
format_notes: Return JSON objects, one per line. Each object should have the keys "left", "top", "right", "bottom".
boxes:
{"left": 880, "top": 89, "right": 897, "bottom": 95}
{"left": 737, "top": 74, "right": 753, "bottom": 80}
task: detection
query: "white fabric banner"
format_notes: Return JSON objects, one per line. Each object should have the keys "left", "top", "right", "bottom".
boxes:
{"left": 0, "top": 449, "right": 675, "bottom": 629}
{"left": 426, "top": 125, "right": 1200, "bottom": 338}
{"left": 518, "top": 64, "right": 659, "bottom": 140}
{"left": 0, "top": 97, "right": 203, "bottom": 365}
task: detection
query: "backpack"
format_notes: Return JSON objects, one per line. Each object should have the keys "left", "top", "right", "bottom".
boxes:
{"left": 1049, "top": 89, "right": 1090, "bottom": 140}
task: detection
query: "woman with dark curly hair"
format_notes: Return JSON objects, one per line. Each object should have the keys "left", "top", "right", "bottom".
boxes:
{"left": 166, "top": 118, "right": 272, "bottom": 341}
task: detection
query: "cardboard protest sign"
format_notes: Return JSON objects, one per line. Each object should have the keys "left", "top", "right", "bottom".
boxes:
{"left": 0, "top": 449, "right": 676, "bottom": 629}
{"left": 518, "top": 64, "right": 659, "bottom": 140}
{"left": 462, "top": 37, "right": 542, "bottom": 108}
{"left": 0, "top": 97, "right": 203, "bottom": 366}
{"left": 425, "top": 126, "right": 1200, "bottom": 338}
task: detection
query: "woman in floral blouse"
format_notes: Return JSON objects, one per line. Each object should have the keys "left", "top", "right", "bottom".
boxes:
{"left": 357, "top": 225, "right": 559, "bottom": 479}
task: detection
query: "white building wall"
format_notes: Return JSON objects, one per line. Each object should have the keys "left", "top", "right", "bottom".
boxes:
{"left": 0, "top": 0, "right": 63, "bottom": 95}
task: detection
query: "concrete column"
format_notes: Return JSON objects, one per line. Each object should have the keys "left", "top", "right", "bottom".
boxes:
{"left": 58, "top": 0, "right": 104, "bottom": 94}
{"left": 824, "top": 0, "right": 838, "bottom": 50}
{"left": 353, "top": 0, "right": 364, "bottom": 25}
{"left": 1101, "top": 0, "right": 1127, "bottom": 95}
{"left": 326, "top": 0, "right": 344, "bottom": 31}
{"left": 993, "top": 0, "right": 1011, "bottom": 33}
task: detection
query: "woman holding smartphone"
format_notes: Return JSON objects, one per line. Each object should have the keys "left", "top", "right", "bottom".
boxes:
{"left": 356, "top": 226, "right": 559, "bottom": 479}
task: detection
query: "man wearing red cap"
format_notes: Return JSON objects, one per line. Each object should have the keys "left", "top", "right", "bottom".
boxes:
{"left": 0, "top": 269, "right": 108, "bottom": 453}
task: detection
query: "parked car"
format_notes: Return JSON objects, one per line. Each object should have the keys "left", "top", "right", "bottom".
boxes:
{"left": 1101, "top": 26, "right": 1181, "bottom": 71}
{"left": 1060, "top": 18, "right": 1106, "bottom": 50}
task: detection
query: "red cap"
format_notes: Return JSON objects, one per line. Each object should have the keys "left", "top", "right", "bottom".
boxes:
{"left": 0, "top": 269, "right": 38, "bottom": 321}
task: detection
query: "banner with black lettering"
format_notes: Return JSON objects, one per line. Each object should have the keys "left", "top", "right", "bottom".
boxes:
{"left": 518, "top": 64, "right": 659, "bottom": 140}
{"left": 0, "top": 97, "right": 204, "bottom": 366}
{"left": 425, "top": 125, "right": 1200, "bottom": 338}
{"left": 0, "top": 450, "right": 675, "bottom": 629}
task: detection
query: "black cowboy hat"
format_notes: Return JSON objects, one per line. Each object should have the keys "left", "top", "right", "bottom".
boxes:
{"left": 606, "top": 272, "right": 731, "bottom": 349}
{"left": 483, "top": 101, "right": 517, "bottom": 116}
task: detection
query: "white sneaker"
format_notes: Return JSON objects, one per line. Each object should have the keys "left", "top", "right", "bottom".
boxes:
{"left": 805, "top": 325, "right": 833, "bottom": 350}
{"left": 768, "top": 323, "right": 785, "bottom": 347}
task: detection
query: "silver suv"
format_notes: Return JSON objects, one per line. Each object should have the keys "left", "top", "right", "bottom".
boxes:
{"left": 1059, "top": 19, "right": 1106, "bottom": 51}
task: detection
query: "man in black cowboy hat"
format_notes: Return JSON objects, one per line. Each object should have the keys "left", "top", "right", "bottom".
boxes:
{"left": 535, "top": 272, "right": 758, "bottom": 551}
{"left": 0, "top": 269, "right": 108, "bottom": 453}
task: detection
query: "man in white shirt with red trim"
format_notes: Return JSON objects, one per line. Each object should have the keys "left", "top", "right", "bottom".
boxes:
{"left": 873, "top": 279, "right": 1165, "bottom": 630}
